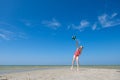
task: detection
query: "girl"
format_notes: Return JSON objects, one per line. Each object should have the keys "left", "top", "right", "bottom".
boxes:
{"left": 71, "top": 40, "right": 83, "bottom": 71}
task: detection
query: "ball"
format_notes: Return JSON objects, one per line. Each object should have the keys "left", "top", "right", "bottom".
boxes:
{"left": 72, "top": 36, "right": 76, "bottom": 40}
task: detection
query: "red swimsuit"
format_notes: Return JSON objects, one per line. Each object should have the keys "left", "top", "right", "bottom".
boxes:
{"left": 74, "top": 48, "right": 81, "bottom": 58}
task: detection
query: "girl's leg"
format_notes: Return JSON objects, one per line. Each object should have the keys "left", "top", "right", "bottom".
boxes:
{"left": 71, "top": 55, "right": 76, "bottom": 70}
{"left": 76, "top": 56, "right": 79, "bottom": 71}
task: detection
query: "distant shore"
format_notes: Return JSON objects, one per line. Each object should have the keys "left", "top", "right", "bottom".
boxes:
{"left": 0, "top": 65, "right": 120, "bottom": 80}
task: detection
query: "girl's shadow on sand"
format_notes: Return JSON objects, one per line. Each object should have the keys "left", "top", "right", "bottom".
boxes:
{"left": 116, "top": 70, "right": 120, "bottom": 72}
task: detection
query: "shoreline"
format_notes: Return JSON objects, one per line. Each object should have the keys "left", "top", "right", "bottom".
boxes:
{"left": 0, "top": 65, "right": 120, "bottom": 75}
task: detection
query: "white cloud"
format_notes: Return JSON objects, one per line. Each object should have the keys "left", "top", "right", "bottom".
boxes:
{"left": 0, "top": 22, "right": 27, "bottom": 40}
{"left": 0, "top": 29, "right": 13, "bottom": 40}
{"left": 21, "top": 19, "right": 32, "bottom": 27}
{"left": 18, "top": 32, "right": 28, "bottom": 39}
{"left": 80, "top": 20, "right": 89, "bottom": 27}
{"left": 68, "top": 20, "right": 89, "bottom": 31}
{"left": 0, "top": 22, "right": 15, "bottom": 28}
{"left": 42, "top": 18, "right": 61, "bottom": 30}
{"left": 98, "top": 13, "right": 120, "bottom": 28}
{"left": 68, "top": 13, "right": 120, "bottom": 32}
{"left": 25, "top": 22, "right": 31, "bottom": 26}
{"left": 111, "top": 13, "right": 117, "bottom": 18}
{"left": 92, "top": 23, "right": 97, "bottom": 30}
{"left": 0, "top": 33, "right": 10, "bottom": 40}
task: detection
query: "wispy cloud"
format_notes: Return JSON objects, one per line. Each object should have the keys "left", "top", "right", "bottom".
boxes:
{"left": 42, "top": 18, "right": 61, "bottom": 30}
{"left": 68, "top": 20, "right": 90, "bottom": 31}
{"left": 18, "top": 32, "right": 28, "bottom": 39}
{"left": 92, "top": 22, "right": 102, "bottom": 31}
{"left": 0, "top": 29, "right": 14, "bottom": 40}
{"left": 111, "top": 13, "right": 117, "bottom": 18}
{"left": 69, "top": 13, "right": 120, "bottom": 32}
{"left": 91, "top": 13, "right": 120, "bottom": 31}
{"left": 92, "top": 23, "right": 97, "bottom": 30}
{"left": 0, "top": 33, "right": 10, "bottom": 40}
{"left": 0, "top": 22, "right": 27, "bottom": 40}
{"left": 98, "top": 13, "right": 120, "bottom": 28}
{"left": 20, "top": 19, "right": 33, "bottom": 27}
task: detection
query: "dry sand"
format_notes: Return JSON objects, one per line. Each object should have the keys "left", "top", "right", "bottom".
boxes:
{"left": 0, "top": 67, "right": 120, "bottom": 80}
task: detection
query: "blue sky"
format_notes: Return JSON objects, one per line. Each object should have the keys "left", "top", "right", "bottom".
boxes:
{"left": 0, "top": 0, "right": 120, "bottom": 65}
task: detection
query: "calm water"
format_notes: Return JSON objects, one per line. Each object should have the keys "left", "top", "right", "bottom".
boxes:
{"left": 0, "top": 65, "right": 54, "bottom": 74}
{"left": 0, "top": 65, "right": 120, "bottom": 74}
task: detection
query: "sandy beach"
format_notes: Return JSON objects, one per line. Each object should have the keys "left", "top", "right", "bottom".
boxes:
{"left": 0, "top": 67, "right": 120, "bottom": 80}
